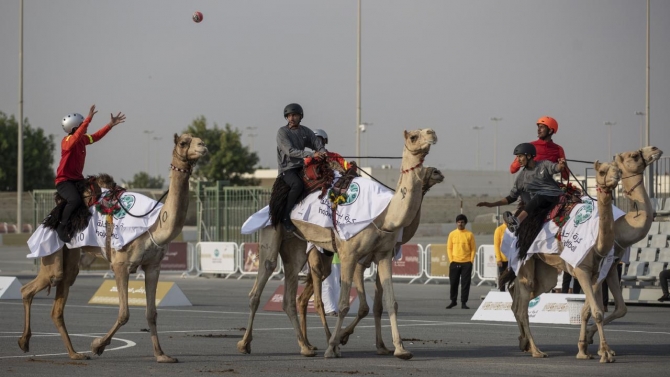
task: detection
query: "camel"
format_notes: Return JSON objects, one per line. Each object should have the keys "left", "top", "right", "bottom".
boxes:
{"left": 296, "top": 166, "right": 444, "bottom": 352}
{"left": 504, "top": 160, "right": 621, "bottom": 363}
{"left": 237, "top": 128, "right": 438, "bottom": 359}
{"left": 584, "top": 146, "right": 663, "bottom": 347}
{"left": 18, "top": 133, "right": 207, "bottom": 362}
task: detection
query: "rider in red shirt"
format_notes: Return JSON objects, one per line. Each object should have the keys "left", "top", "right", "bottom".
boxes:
{"left": 509, "top": 116, "right": 569, "bottom": 180}
{"left": 55, "top": 105, "right": 126, "bottom": 242}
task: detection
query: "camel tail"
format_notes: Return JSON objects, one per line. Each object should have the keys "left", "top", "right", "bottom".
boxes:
{"left": 499, "top": 268, "right": 517, "bottom": 288}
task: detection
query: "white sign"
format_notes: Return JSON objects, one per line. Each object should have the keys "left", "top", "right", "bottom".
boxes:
{"left": 0, "top": 276, "right": 22, "bottom": 300}
{"left": 471, "top": 291, "right": 586, "bottom": 325}
{"left": 198, "top": 242, "right": 236, "bottom": 273}
{"left": 480, "top": 245, "right": 498, "bottom": 280}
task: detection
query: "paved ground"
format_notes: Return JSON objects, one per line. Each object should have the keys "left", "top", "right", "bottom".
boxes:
{"left": 1, "top": 243, "right": 670, "bottom": 377}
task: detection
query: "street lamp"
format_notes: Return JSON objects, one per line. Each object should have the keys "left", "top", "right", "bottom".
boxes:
{"left": 603, "top": 121, "right": 616, "bottom": 158}
{"left": 355, "top": 0, "right": 362, "bottom": 166}
{"left": 490, "top": 117, "right": 503, "bottom": 170}
{"left": 472, "top": 126, "right": 484, "bottom": 170}
{"left": 245, "top": 126, "right": 258, "bottom": 153}
{"left": 634, "top": 111, "right": 645, "bottom": 148}
{"left": 143, "top": 130, "right": 154, "bottom": 174}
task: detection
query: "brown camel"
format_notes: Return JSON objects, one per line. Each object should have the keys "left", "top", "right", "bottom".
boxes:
{"left": 505, "top": 160, "right": 621, "bottom": 363}
{"left": 18, "top": 133, "right": 207, "bottom": 362}
{"left": 296, "top": 166, "right": 444, "bottom": 352}
{"left": 237, "top": 128, "right": 437, "bottom": 359}
{"left": 584, "top": 146, "right": 663, "bottom": 348}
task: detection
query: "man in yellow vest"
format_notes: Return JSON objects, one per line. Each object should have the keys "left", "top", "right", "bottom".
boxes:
{"left": 493, "top": 223, "right": 509, "bottom": 292}
{"left": 447, "top": 214, "right": 476, "bottom": 309}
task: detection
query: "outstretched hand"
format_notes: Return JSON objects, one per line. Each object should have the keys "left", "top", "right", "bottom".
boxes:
{"left": 109, "top": 112, "right": 126, "bottom": 128}
{"left": 314, "top": 151, "right": 327, "bottom": 159}
{"left": 88, "top": 104, "right": 98, "bottom": 119}
{"left": 476, "top": 202, "right": 493, "bottom": 208}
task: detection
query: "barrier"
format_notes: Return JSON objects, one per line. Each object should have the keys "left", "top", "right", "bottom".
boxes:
{"left": 424, "top": 244, "right": 450, "bottom": 284}
{"left": 391, "top": 244, "right": 424, "bottom": 284}
{"left": 196, "top": 242, "right": 238, "bottom": 278}
{"left": 475, "top": 245, "right": 498, "bottom": 286}
{"left": 237, "top": 242, "right": 283, "bottom": 280}
{"left": 134, "top": 242, "right": 195, "bottom": 279}
{"left": 471, "top": 291, "right": 586, "bottom": 325}
{"left": 0, "top": 276, "right": 22, "bottom": 299}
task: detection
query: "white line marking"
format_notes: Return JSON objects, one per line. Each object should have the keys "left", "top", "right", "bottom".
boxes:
{"left": 0, "top": 334, "right": 136, "bottom": 359}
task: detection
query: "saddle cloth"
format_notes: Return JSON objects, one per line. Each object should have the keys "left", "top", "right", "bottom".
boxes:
{"left": 27, "top": 190, "right": 163, "bottom": 259}
{"left": 501, "top": 197, "right": 627, "bottom": 283}
{"left": 241, "top": 175, "right": 394, "bottom": 240}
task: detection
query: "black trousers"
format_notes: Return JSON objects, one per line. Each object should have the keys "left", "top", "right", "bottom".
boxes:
{"left": 56, "top": 180, "right": 84, "bottom": 226}
{"left": 449, "top": 262, "right": 473, "bottom": 303}
{"left": 498, "top": 261, "right": 509, "bottom": 292}
{"left": 281, "top": 168, "right": 304, "bottom": 222}
{"left": 602, "top": 263, "right": 623, "bottom": 305}
{"left": 659, "top": 269, "right": 670, "bottom": 296}
{"left": 525, "top": 194, "right": 560, "bottom": 215}
{"left": 561, "top": 271, "right": 581, "bottom": 294}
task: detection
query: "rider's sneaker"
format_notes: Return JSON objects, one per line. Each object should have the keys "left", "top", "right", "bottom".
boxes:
{"left": 503, "top": 211, "right": 520, "bottom": 233}
{"left": 282, "top": 219, "right": 297, "bottom": 233}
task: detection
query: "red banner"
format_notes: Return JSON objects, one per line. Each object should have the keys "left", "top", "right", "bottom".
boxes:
{"left": 160, "top": 242, "right": 189, "bottom": 271}
{"left": 263, "top": 284, "right": 358, "bottom": 312}
{"left": 392, "top": 244, "right": 421, "bottom": 276}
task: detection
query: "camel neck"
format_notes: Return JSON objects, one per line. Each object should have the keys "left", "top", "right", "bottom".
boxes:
{"left": 614, "top": 174, "right": 652, "bottom": 247}
{"left": 381, "top": 168, "right": 424, "bottom": 231}
{"left": 150, "top": 158, "right": 191, "bottom": 245}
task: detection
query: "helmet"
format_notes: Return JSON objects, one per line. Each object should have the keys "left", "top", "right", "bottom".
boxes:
{"left": 284, "top": 103, "right": 303, "bottom": 118}
{"left": 313, "top": 129, "right": 328, "bottom": 144}
{"left": 62, "top": 113, "right": 85, "bottom": 134}
{"left": 537, "top": 116, "right": 558, "bottom": 134}
{"left": 513, "top": 143, "right": 536, "bottom": 157}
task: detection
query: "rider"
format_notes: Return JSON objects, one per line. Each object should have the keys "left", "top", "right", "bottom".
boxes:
{"left": 306, "top": 129, "right": 349, "bottom": 172}
{"left": 55, "top": 105, "right": 126, "bottom": 242}
{"left": 477, "top": 143, "right": 566, "bottom": 233}
{"left": 276, "top": 103, "right": 326, "bottom": 232}
{"left": 509, "top": 116, "right": 569, "bottom": 180}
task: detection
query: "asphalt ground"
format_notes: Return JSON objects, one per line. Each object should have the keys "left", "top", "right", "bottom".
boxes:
{"left": 2, "top": 242, "right": 670, "bottom": 377}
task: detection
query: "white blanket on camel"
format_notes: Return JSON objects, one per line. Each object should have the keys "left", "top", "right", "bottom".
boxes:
{"left": 501, "top": 197, "right": 626, "bottom": 283}
{"left": 26, "top": 191, "right": 163, "bottom": 259}
{"left": 241, "top": 176, "right": 395, "bottom": 240}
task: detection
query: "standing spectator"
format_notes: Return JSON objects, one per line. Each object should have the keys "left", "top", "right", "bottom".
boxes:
{"left": 447, "top": 214, "right": 476, "bottom": 309}
{"left": 658, "top": 269, "right": 670, "bottom": 302}
{"left": 562, "top": 273, "right": 581, "bottom": 294}
{"left": 493, "top": 222, "right": 509, "bottom": 292}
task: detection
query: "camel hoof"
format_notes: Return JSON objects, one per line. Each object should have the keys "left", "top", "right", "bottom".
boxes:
{"left": 69, "top": 353, "right": 90, "bottom": 360}
{"left": 306, "top": 344, "right": 318, "bottom": 351}
{"left": 394, "top": 349, "right": 413, "bottom": 360}
{"left": 599, "top": 352, "right": 615, "bottom": 363}
{"left": 90, "top": 338, "right": 107, "bottom": 356}
{"left": 576, "top": 352, "right": 593, "bottom": 360}
{"left": 301, "top": 348, "right": 317, "bottom": 357}
{"left": 518, "top": 337, "right": 530, "bottom": 352}
{"left": 340, "top": 333, "right": 351, "bottom": 346}
{"left": 157, "top": 355, "right": 178, "bottom": 363}
{"left": 532, "top": 351, "right": 548, "bottom": 358}
{"left": 236, "top": 340, "right": 251, "bottom": 354}
{"left": 324, "top": 347, "right": 337, "bottom": 358}
{"left": 376, "top": 346, "right": 393, "bottom": 356}
{"left": 18, "top": 337, "right": 29, "bottom": 353}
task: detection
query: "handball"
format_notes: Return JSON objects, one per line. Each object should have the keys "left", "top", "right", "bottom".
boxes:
{"left": 192, "top": 11, "right": 203, "bottom": 23}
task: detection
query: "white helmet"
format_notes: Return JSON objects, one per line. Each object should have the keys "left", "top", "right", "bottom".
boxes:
{"left": 62, "top": 113, "right": 85, "bottom": 134}
{"left": 313, "top": 129, "right": 328, "bottom": 144}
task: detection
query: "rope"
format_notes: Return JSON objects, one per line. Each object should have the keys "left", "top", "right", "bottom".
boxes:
{"left": 565, "top": 158, "right": 595, "bottom": 164}
{"left": 117, "top": 189, "right": 169, "bottom": 218}
{"left": 355, "top": 167, "right": 395, "bottom": 192}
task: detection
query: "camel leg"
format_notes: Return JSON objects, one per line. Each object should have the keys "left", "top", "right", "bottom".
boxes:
{"left": 91, "top": 260, "right": 130, "bottom": 356}
{"left": 586, "top": 264, "right": 626, "bottom": 353}
{"left": 143, "top": 263, "right": 177, "bottom": 363}
{"left": 339, "top": 263, "right": 370, "bottom": 347}
{"left": 298, "top": 274, "right": 317, "bottom": 350}
{"left": 376, "top": 256, "right": 412, "bottom": 360}
{"left": 373, "top": 267, "right": 392, "bottom": 355}
{"left": 50, "top": 248, "right": 89, "bottom": 360}
{"left": 574, "top": 269, "right": 614, "bottom": 363}
{"left": 507, "top": 279, "right": 529, "bottom": 352}
{"left": 237, "top": 227, "right": 279, "bottom": 354}
{"left": 511, "top": 260, "right": 547, "bottom": 358}
{"left": 279, "top": 245, "right": 315, "bottom": 357}
{"left": 18, "top": 249, "right": 63, "bottom": 353}
{"left": 324, "top": 254, "right": 356, "bottom": 359}
{"left": 298, "top": 249, "right": 333, "bottom": 350}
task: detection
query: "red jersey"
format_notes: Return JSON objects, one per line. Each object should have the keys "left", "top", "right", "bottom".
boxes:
{"left": 55, "top": 116, "right": 112, "bottom": 185}
{"left": 509, "top": 139, "right": 569, "bottom": 180}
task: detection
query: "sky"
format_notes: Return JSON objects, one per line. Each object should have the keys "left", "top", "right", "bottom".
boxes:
{"left": 1, "top": 0, "right": 668, "bottom": 184}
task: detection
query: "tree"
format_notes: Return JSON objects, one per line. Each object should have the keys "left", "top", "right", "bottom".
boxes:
{"left": 122, "top": 172, "right": 165, "bottom": 189}
{"left": 184, "top": 116, "right": 259, "bottom": 185}
{"left": 0, "top": 111, "right": 56, "bottom": 191}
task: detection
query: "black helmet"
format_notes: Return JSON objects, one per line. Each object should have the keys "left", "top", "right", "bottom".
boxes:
{"left": 284, "top": 103, "right": 303, "bottom": 118}
{"left": 513, "top": 143, "right": 536, "bottom": 157}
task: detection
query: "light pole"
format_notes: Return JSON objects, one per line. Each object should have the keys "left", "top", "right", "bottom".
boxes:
{"left": 16, "top": 0, "right": 24, "bottom": 232}
{"left": 603, "top": 121, "right": 616, "bottom": 158}
{"left": 634, "top": 111, "right": 645, "bottom": 148}
{"left": 143, "top": 130, "right": 154, "bottom": 174}
{"left": 355, "top": 0, "right": 362, "bottom": 166}
{"left": 245, "top": 126, "right": 258, "bottom": 153}
{"left": 473, "top": 126, "right": 484, "bottom": 170}
{"left": 490, "top": 117, "right": 502, "bottom": 170}
{"left": 359, "top": 122, "right": 372, "bottom": 166}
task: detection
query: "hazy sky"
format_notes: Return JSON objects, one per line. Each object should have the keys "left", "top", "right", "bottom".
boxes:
{"left": 1, "top": 0, "right": 668, "bottom": 184}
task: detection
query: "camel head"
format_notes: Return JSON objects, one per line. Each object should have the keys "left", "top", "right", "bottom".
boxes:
{"left": 172, "top": 133, "right": 208, "bottom": 166}
{"left": 615, "top": 146, "right": 663, "bottom": 175}
{"left": 403, "top": 129, "right": 438, "bottom": 157}
{"left": 594, "top": 160, "right": 621, "bottom": 193}
{"left": 420, "top": 167, "right": 445, "bottom": 195}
